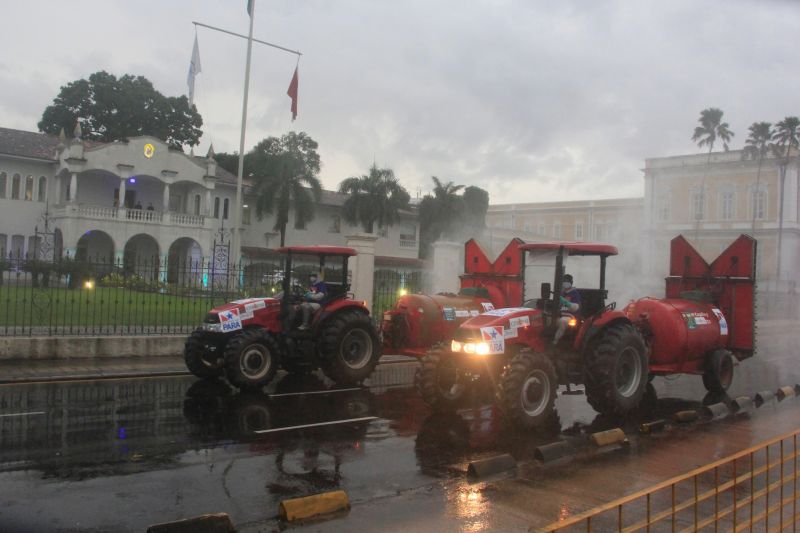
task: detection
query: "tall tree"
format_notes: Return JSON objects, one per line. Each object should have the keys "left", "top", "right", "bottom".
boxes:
{"left": 771, "top": 116, "right": 800, "bottom": 279}
{"left": 338, "top": 165, "right": 410, "bottom": 233}
{"left": 462, "top": 186, "right": 490, "bottom": 230}
{"left": 741, "top": 122, "right": 773, "bottom": 234}
{"left": 38, "top": 71, "right": 203, "bottom": 148}
{"left": 418, "top": 177, "right": 489, "bottom": 258}
{"left": 249, "top": 134, "right": 323, "bottom": 247}
{"left": 691, "top": 108, "right": 734, "bottom": 238}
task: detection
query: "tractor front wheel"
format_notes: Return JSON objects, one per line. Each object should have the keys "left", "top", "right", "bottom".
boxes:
{"left": 416, "top": 350, "right": 470, "bottom": 410}
{"left": 702, "top": 349, "right": 734, "bottom": 394}
{"left": 223, "top": 329, "right": 279, "bottom": 390}
{"left": 184, "top": 329, "right": 225, "bottom": 379}
{"left": 319, "top": 311, "right": 381, "bottom": 385}
{"left": 500, "top": 351, "right": 558, "bottom": 430}
{"left": 584, "top": 323, "right": 649, "bottom": 416}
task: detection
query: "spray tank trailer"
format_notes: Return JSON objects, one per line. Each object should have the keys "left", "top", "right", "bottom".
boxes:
{"left": 387, "top": 235, "right": 756, "bottom": 430}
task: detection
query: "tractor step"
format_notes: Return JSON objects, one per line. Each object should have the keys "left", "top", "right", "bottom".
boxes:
{"left": 560, "top": 389, "right": 584, "bottom": 396}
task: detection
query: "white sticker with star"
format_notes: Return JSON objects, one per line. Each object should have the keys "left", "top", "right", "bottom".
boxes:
{"left": 220, "top": 308, "right": 243, "bottom": 332}
{"left": 480, "top": 326, "right": 505, "bottom": 354}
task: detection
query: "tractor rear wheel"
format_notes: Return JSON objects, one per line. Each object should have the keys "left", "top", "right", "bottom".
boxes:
{"left": 184, "top": 329, "right": 225, "bottom": 379}
{"left": 500, "top": 351, "right": 558, "bottom": 430}
{"left": 223, "top": 329, "right": 279, "bottom": 390}
{"left": 319, "top": 311, "right": 381, "bottom": 385}
{"left": 416, "top": 350, "right": 469, "bottom": 410}
{"left": 702, "top": 349, "right": 734, "bottom": 394}
{"left": 584, "top": 323, "right": 648, "bottom": 416}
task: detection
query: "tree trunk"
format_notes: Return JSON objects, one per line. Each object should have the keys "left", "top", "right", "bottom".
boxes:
{"left": 777, "top": 163, "right": 786, "bottom": 280}
{"left": 695, "top": 144, "right": 714, "bottom": 242}
{"left": 366, "top": 220, "right": 374, "bottom": 234}
{"left": 280, "top": 223, "right": 286, "bottom": 247}
{"left": 751, "top": 152, "right": 764, "bottom": 235}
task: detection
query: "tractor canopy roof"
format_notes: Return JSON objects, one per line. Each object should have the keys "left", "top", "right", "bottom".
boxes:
{"left": 275, "top": 245, "right": 358, "bottom": 257}
{"left": 519, "top": 242, "right": 618, "bottom": 257}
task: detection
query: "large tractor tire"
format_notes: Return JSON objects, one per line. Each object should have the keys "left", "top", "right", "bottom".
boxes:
{"left": 702, "top": 348, "right": 734, "bottom": 394}
{"left": 184, "top": 329, "right": 225, "bottom": 379}
{"left": 584, "top": 323, "right": 649, "bottom": 416}
{"left": 223, "top": 328, "right": 279, "bottom": 390}
{"left": 319, "top": 311, "right": 381, "bottom": 385}
{"left": 415, "top": 349, "right": 470, "bottom": 411}
{"left": 499, "top": 351, "right": 558, "bottom": 430}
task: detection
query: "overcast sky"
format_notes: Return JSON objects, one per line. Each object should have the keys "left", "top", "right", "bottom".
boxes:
{"left": 1, "top": 0, "right": 798, "bottom": 204}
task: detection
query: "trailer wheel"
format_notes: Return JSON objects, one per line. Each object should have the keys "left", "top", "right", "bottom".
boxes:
{"left": 416, "top": 350, "right": 469, "bottom": 410}
{"left": 319, "top": 311, "right": 381, "bottom": 385}
{"left": 184, "top": 329, "right": 225, "bottom": 379}
{"left": 500, "top": 351, "right": 558, "bottom": 430}
{"left": 585, "top": 323, "right": 648, "bottom": 416}
{"left": 702, "top": 349, "right": 734, "bottom": 394}
{"left": 223, "top": 328, "right": 279, "bottom": 390}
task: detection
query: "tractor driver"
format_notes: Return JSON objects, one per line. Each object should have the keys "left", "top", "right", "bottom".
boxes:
{"left": 553, "top": 274, "right": 581, "bottom": 345}
{"left": 298, "top": 272, "right": 327, "bottom": 330}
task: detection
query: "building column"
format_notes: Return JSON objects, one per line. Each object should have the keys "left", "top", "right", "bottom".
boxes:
{"left": 53, "top": 175, "right": 62, "bottom": 205}
{"left": 346, "top": 234, "right": 378, "bottom": 310}
{"left": 69, "top": 172, "right": 78, "bottom": 203}
{"left": 118, "top": 177, "right": 126, "bottom": 207}
{"left": 162, "top": 183, "right": 171, "bottom": 211}
{"left": 205, "top": 189, "right": 212, "bottom": 216}
{"left": 431, "top": 241, "right": 462, "bottom": 295}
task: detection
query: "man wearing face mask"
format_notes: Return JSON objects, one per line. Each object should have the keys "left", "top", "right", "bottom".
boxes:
{"left": 298, "top": 272, "right": 327, "bottom": 330}
{"left": 553, "top": 274, "right": 581, "bottom": 345}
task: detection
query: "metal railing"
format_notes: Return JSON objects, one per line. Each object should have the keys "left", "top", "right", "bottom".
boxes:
{"left": 541, "top": 428, "right": 800, "bottom": 532}
{"left": 49, "top": 204, "right": 207, "bottom": 227}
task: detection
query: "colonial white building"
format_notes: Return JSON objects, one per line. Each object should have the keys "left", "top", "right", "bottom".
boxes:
{"left": 0, "top": 127, "right": 421, "bottom": 272}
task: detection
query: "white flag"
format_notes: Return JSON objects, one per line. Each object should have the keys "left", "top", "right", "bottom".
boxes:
{"left": 187, "top": 35, "right": 202, "bottom": 105}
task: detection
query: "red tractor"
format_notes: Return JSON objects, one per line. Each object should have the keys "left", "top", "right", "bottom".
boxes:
{"left": 184, "top": 246, "right": 381, "bottom": 389}
{"left": 388, "top": 235, "right": 756, "bottom": 429}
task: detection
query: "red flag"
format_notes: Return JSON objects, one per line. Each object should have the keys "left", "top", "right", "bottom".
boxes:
{"left": 287, "top": 66, "right": 299, "bottom": 121}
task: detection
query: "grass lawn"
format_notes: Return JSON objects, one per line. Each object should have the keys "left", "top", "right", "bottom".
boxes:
{"left": 0, "top": 284, "right": 232, "bottom": 330}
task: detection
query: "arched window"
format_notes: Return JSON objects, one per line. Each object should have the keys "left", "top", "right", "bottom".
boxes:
{"left": 38, "top": 176, "right": 47, "bottom": 202}
{"left": 24, "top": 175, "right": 34, "bottom": 201}
{"left": 0, "top": 172, "right": 6, "bottom": 198}
{"left": 11, "top": 174, "right": 21, "bottom": 199}
{"left": 213, "top": 197, "right": 220, "bottom": 218}
{"left": 223, "top": 198, "right": 229, "bottom": 220}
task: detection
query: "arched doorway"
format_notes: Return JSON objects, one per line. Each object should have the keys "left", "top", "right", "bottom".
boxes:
{"left": 53, "top": 228, "right": 64, "bottom": 260}
{"left": 75, "top": 230, "right": 114, "bottom": 262}
{"left": 123, "top": 234, "right": 160, "bottom": 280}
{"left": 167, "top": 237, "right": 203, "bottom": 285}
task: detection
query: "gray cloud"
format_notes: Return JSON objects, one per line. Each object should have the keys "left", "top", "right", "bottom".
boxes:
{"left": 2, "top": 0, "right": 798, "bottom": 203}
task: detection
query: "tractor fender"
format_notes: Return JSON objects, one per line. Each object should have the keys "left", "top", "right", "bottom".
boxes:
{"left": 314, "top": 300, "right": 370, "bottom": 329}
{"left": 575, "top": 310, "right": 633, "bottom": 354}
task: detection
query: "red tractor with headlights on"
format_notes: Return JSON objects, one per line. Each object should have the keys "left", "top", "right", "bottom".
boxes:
{"left": 184, "top": 246, "right": 381, "bottom": 390}
{"left": 390, "top": 235, "right": 757, "bottom": 429}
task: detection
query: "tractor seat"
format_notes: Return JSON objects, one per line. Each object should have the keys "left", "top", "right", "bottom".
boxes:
{"left": 324, "top": 282, "right": 349, "bottom": 302}
{"left": 575, "top": 289, "right": 608, "bottom": 318}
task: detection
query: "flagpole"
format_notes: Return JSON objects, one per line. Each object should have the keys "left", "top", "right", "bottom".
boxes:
{"left": 232, "top": 1, "right": 256, "bottom": 277}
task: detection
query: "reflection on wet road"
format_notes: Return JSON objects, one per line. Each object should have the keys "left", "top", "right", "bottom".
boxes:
{"left": 0, "top": 324, "right": 798, "bottom": 532}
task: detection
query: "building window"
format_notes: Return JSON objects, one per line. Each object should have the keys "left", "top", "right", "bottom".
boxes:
{"left": 213, "top": 197, "right": 220, "bottom": 218}
{"left": 656, "top": 196, "right": 670, "bottom": 222}
{"left": 575, "top": 222, "right": 583, "bottom": 240}
{"left": 400, "top": 223, "right": 417, "bottom": 242}
{"left": 752, "top": 188, "right": 767, "bottom": 220}
{"left": 720, "top": 190, "right": 735, "bottom": 220}
{"left": 223, "top": 198, "right": 229, "bottom": 220}
{"left": 194, "top": 194, "right": 201, "bottom": 216}
{"left": 691, "top": 189, "right": 705, "bottom": 221}
{"left": 37, "top": 176, "right": 46, "bottom": 202}
{"left": 11, "top": 174, "right": 21, "bottom": 199}
{"left": 0, "top": 172, "right": 6, "bottom": 198}
{"left": 329, "top": 215, "right": 341, "bottom": 233}
{"left": 242, "top": 204, "right": 251, "bottom": 225}
{"left": 10, "top": 234, "right": 25, "bottom": 258}
{"left": 538, "top": 222, "right": 546, "bottom": 235}
{"left": 24, "top": 176, "right": 34, "bottom": 201}
{"left": 553, "top": 221, "right": 561, "bottom": 239}
{"left": 0, "top": 234, "right": 6, "bottom": 256}
{"left": 594, "top": 223, "right": 604, "bottom": 241}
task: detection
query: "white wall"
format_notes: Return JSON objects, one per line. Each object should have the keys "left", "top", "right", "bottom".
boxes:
{"left": 0, "top": 158, "right": 53, "bottom": 257}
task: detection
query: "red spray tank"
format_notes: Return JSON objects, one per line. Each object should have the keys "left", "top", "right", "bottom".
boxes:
{"left": 624, "top": 234, "right": 756, "bottom": 375}
{"left": 381, "top": 239, "right": 524, "bottom": 358}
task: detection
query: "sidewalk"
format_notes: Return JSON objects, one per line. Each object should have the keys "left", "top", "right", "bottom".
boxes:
{"left": 0, "top": 354, "right": 415, "bottom": 384}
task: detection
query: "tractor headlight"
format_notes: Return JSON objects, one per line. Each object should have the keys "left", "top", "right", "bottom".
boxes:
{"left": 202, "top": 322, "right": 223, "bottom": 333}
{"left": 475, "top": 342, "right": 490, "bottom": 355}
{"left": 463, "top": 343, "right": 476, "bottom": 354}
{"left": 451, "top": 340, "right": 462, "bottom": 353}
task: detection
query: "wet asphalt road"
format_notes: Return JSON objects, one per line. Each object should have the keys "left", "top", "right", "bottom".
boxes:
{"left": 0, "top": 322, "right": 799, "bottom": 532}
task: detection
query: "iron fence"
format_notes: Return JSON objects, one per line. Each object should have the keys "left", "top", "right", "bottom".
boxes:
{"left": 372, "top": 268, "right": 426, "bottom": 319}
{"left": 0, "top": 251, "right": 283, "bottom": 337}
{"left": 541, "top": 427, "right": 800, "bottom": 532}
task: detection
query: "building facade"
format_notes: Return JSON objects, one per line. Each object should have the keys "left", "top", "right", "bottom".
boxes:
{"left": 0, "top": 127, "right": 420, "bottom": 273}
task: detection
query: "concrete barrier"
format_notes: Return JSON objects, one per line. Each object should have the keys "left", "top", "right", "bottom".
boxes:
{"left": 776, "top": 385, "right": 796, "bottom": 401}
{"left": 673, "top": 410, "right": 699, "bottom": 423}
{"left": 639, "top": 419, "right": 667, "bottom": 434}
{"left": 589, "top": 428, "right": 627, "bottom": 447}
{"left": 467, "top": 454, "right": 517, "bottom": 479}
{"left": 703, "top": 403, "right": 730, "bottom": 420}
{"left": 534, "top": 440, "right": 573, "bottom": 462}
{"left": 754, "top": 390, "right": 775, "bottom": 407}
{"left": 0, "top": 335, "right": 185, "bottom": 360}
{"left": 732, "top": 396, "right": 754, "bottom": 413}
{"left": 280, "top": 490, "right": 350, "bottom": 522}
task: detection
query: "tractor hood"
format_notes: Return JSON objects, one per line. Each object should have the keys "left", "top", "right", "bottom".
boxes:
{"left": 209, "top": 297, "right": 280, "bottom": 320}
{"left": 454, "top": 307, "right": 540, "bottom": 341}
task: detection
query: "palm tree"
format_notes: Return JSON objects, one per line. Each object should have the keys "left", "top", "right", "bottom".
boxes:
{"left": 252, "top": 152, "right": 322, "bottom": 247}
{"left": 691, "top": 108, "right": 734, "bottom": 238}
{"left": 339, "top": 164, "right": 410, "bottom": 233}
{"left": 772, "top": 116, "right": 800, "bottom": 279}
{"left": 741, "top": 122, "right": 773, "bottom": 234}
{"left": 418, "top": 176, "right": 467, "bottom": 257}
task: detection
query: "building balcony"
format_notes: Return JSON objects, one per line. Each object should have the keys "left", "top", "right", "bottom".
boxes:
{"left": 399, "top": 239, "right": 417, "bottom": 249}
{"left": 51, "top": 204, "right": 207, "bottom": 228}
